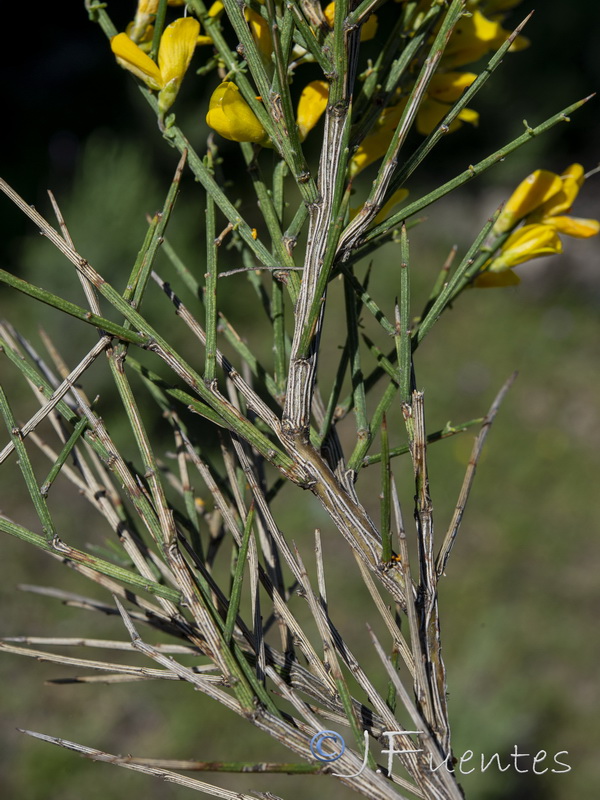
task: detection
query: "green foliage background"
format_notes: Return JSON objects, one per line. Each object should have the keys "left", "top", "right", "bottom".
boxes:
{"left": 1, "top": 1, "right": 599, "bottom": 798}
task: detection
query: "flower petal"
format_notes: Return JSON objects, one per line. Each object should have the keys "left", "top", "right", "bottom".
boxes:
{"left": 158, "top": 17, "right": 200, "bottom": 85}
{"left": 546, "top": 216, "right": 600, "bottom": 238}
{"left": 324, "top": 2, "right": 335, "bottom": 27}
{"left": 416, "top": 98, "right": 477, "bottom": 135}
{"left": 350, "top": 128, "right": 393, "bottom": 176}
{"left": 296, "top": 80, "right": 329, "bottom": 140}
{"left": 207, "top": 0, "right": 225, "bottom": 15}
{"left": 442, "top": 10, "right": 508, "bottom": 67}
{"left": 528, "top": 163, "right": 586, "bottom": 221}
{"left": 494, "top": 169, "right": 563, "bottom": 234}
{"left": 111, "top": 32, "right": 162, "bottom": 90}
{"left": 457, "top": 106, "right": 479, "bottom": 126}
{"left": 157, "top": 17, "right": 200, "bottom": 112}
{"left": 360, "top": 14, "right": 378, "bottom": 41}
{"left": 129, "top": 0, "right": 158, "bottom": 44}
{"left": 489, "top": 223, "right": 563, "bottom": 271}
{"left": 245, "top": 8, "right": 273, "bottom": 61}
{"left": 427, "top": 72, "right": 478, "bottom": 103}
{"left": 206, "top": 82, "right": 269, "bottom": 144}
{"left": 349, "top": 103, "right": 404, "bottom": 176}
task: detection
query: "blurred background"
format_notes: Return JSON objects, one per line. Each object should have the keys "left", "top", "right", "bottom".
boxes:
{"left": 1, "top": 1, "right": 599, "bottom": 799}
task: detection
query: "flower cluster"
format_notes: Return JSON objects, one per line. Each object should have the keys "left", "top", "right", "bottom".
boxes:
{"left": 204, "top": 79, "right": 329, "bottom": 146}
{"left": 350, "top": 71, "right": 480, "bottom": 177}
{"left": 109, "top": 0, "right": 530, "bottom": 160}
{"left": 112, "top": 17, "right": 202, "bottom": 114}
{"left": 440, "top": 7, "right": 528, "bottom": 70}
{"left": 111, "top": 0, "right": 330, "bottom": 142}
{"left": 109, "top": 0, "right": 596, "bottom": 285}
{"left": 111, "top": 0, "right": 224, "bottom": 114}
{"left": 474, "top": 164, "right": 599, "bottom": 287}
{"left": 348, "top": 2, "right": 527, "bottom": 177}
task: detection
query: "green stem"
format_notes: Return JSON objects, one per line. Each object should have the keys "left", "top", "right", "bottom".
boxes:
{"left": 343, "top": 268, "right": 369, "bottom": 439}
{"left": 204, "top": 190, "right": 218, "bottom": 384}
{"left": 347, "top": 380, "right": 397, "bottom": 473}
{"left": 340, "top": 264, "right": 395, "bottom": 335}
{"left": 240, "top": 143, "right": 296, "bottom": 270}
{"left": 285, "top": 1, "right": 333, "bottom": 73}
{"left": 0, "top": 180, "right": 297, "bottom": 476}
{"left": 413, "top": 210, "right": 499, "bottom": 349}
{"left": 0, "top": 269, "right": 147, "bottom": 346}
{"left": 150, "top": 0, "right": 168, "bottom": 62}
{"left": 380, "top": 414, "right": 392, "bottom": 562}
{"left": 0, "top": 386, "right": 56, "bottom": 542}
{"left": 127, "top": 357, "right": 228, "bottom": 428}
{"left": 363, "top": 417, "right": 486, "bottom": 466}
{"left": 0, "top": 516, "right": 181, "bottom": 603}
{"left": 317, "top": 343, "right": 349, "bottom": 449}
{"left": 396, "top": 225, "right": 411, "bottom": 406}
{"left": 364, "top": 95, "right": 593, "bottom": 248}
{"left": 224, "top": 505, "right": 255, "bottom": 645}
{"left": 40, "top": 414, "right": 89, "bottom": 497}
{"left": 387, "top": 12, "right": 534, "bottom": 201}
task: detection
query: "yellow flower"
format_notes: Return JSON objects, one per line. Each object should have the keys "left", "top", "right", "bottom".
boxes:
{"left": 323, "top": 2, "right": 378, "bottom": 41}
{"left": 112, "top": 17, "right": 201, "bottom": 112}
{"left": 128, "top": 0, "right": 160, "bottom": 44}
{"left": 207, "top": 1, "right": 225, "bottom": 16}
{"left": 349, "top": 72, "right": 478, "bottom": 176}
{"left": 442, "top": 9, "right": 527, "bottom": 69}
{"left": 494, "top": 164, "right": 600, "bottom": 239}
{"left": 349, "top": 105, "right": 401, "bottom": 178}
{"left": 245, "top": 8, "right": 273, "bottom": 64}
{"left": 206, "top": 82, "right": 270, "bottom": 144}
{"left": 482, "top": 163, "right": 599, "bottom": 286}
{"left": 526, "top": 164, "right": 600, "bottom": 238}
{"left": 112, "top": 32, "right": 163, "bottom": 90}
{"left": 542, "top": 215, "right": 600, "bottom": 238}
{"left": 206, "top": 79, "right": 329, "bottom": 145}
{"left": 493, "top": 169, "right": 564, "bottom": 234}
{"left": 529, "top": 163, "right": 586, "bottom": 219}
{"left": 158, "top": 19, "right": 203, "bottom": 110}
{"left": 415, "top": 71, "right": 479, "bottom": 135}
{"left": 487, "top": 223, "right": 562, "bottom": 272}
{"left": 296, "top": 80, "right": 329, "bottom": 141}
{"left": 427, "top": 71, "right": 478, "bottom": 103}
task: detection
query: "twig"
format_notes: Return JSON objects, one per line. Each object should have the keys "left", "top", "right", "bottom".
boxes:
{"left": 18, "top": 730, "right": 261, "bottom": 799}
{"left": 436, "top": 372, "right": 518, "bottom": 577}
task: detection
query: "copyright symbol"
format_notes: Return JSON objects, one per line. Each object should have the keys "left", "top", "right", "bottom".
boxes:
{"left": 310, "top": 730, "right": 346, "bottom": 762}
